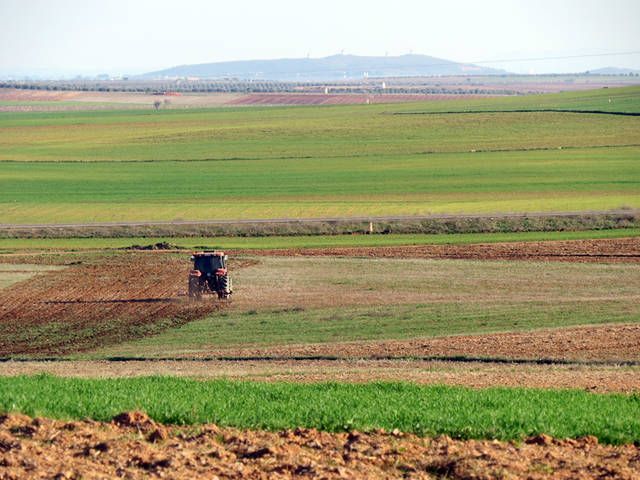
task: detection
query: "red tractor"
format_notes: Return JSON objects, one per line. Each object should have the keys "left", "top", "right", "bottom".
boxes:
{"left": 188, "top": 251, "right": 233, "bottom": 300}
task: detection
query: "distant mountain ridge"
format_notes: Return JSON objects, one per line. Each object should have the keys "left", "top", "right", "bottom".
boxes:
{"left": 586, "top": 67, "right": 640, "bottom": 75}
{"left": 142, "top": 54, "right": 507, "bottom": 80}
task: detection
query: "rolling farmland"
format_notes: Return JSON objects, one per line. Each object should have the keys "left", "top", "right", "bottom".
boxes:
{"left": 1, "top": 244, "right": 638, "bottom": 357}
{"left": 1, "top": 147, "right": 638, "bottom": 224}
{"left": 0, "top": 86, "right": 639, "bottom": 224}
{"left": 1, "top": 85, "right": 640, "bottom": 479}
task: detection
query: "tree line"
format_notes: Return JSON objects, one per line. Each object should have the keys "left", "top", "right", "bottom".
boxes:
{"left": 0, "top": 81, "right": 516, "bottom": 96}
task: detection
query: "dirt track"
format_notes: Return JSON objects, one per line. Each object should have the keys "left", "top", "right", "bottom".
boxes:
{"left": 1, "top": 412, "right": 639, "bottom": 480}
{"left": 241, "top": 237, "right": 640, "bottom": 263}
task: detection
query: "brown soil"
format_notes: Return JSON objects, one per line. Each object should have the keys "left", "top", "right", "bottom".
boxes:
{"left": 0, "top": 412, "right": 638, "bottom": 479}
{"left": 2, "top": 359, "right": 639, "bottom": 393}
{"left": 239, "top": 237, "right": 640, "bottom": 263}
{"left": 0, "top": 254, "right": 253, "bottom": 355}
{"left": 0, "top": 89, "right": 80, "bottom": 102}
{"left": 201, "top": 323, "right": 640, "bottom": 362}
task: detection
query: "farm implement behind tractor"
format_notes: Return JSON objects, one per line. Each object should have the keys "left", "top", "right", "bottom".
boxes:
{"left": 188, "top": 251, "right": 233, "bottom": 300}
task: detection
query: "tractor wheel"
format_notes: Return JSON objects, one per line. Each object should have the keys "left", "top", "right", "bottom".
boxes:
{"left": 188, "top": 277, "right": 202, "bottom": 300}
{"left": 218, "top": 275, "right": 231, "bottom": 299}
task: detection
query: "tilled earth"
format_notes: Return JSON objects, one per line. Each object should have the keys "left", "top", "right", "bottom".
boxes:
{"left": 201, "top": 323, "right": 640, "bottom": 362}
{"left": 0, "top": 254, "right": 255, "bottom": 355}
{"left": 1, "top": 412, "right": 639, "bottom": 480}
{"left": 239, "top": 237, "right": 640, "bottom": 263}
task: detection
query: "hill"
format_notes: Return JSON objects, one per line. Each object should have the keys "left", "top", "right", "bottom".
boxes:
{"left": 142, "top": 53, "right": 506, "bottom": 80}
{"left": 587, "top": 67, "right": 640, "bottom": 75}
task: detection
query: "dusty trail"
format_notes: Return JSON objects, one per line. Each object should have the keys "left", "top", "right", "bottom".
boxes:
{"left": 0, "top": 413, "right": 638, "bottom": 480}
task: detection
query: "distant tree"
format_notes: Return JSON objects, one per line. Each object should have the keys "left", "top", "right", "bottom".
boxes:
{"left": 153, "top": 100, "right": 162, "bottom": 110}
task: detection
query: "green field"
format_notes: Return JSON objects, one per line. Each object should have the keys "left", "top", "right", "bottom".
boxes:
{"left": 1, "top": 375, "right": 638, "bottom": 444}
{"left": 395, "top": 85, "right": 640, "bottom": 114}
{"left": 1, "top": 228, "right": 638, "bottom": 251}
{"left": 0, "top": 147, "right": 638, "bottom": 223}
{"left": 0, "top": 87, "right": 638, "bottom": 223}
{"left": 2, "top": 86, "right": 638, "bottom": 162}
{"left": 1, "top": 87, "right": 639, "bottom": 448}
{"left": 95, "top": 256, "right": 640, "bottom": 358}
{"left": 2, "top": 108, "right": 638, "bottom": 163}
{"left": 99, "top": 300, "right": 640, "bottom": 358}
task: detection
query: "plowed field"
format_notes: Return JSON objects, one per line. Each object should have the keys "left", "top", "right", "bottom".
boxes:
{"left": 201, "top": 323, "right": 640, "bottom": 362}
{"left": 1, "top": 412, "right": 638, "bottom": 480}
{"left": 242, "top": 237, "right": 640, "bottom": 262}
{"left": 0, "top": 254, "right": 253, "bottom": 355}
{"left": 0, "top": 238, "right": 639, "bottom": 357}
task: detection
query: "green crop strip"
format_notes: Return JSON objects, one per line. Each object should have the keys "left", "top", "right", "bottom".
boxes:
{"left": 0, "top": 147, "right": 638, "bottom": 223}
{"left": 1, "top": 376, "right": 638, "bottom": 444}
{"left": 0, "top": 228, "right": 638, "bottom": 250}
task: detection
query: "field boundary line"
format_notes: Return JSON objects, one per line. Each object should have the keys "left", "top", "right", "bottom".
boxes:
{"left": 2, "top": 355, "right": 639, "bottom": 367}
{"left": 1, "top": 209, "right": 638, "bottom": 230}
{"left": 392, "top": 109, "right": 640, "bottom": 117}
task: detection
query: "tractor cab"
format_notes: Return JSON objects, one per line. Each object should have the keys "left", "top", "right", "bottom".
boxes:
{"left": 188, "top": 251, "right": 232, "bottom": 300}
{"left": 192, "top": 252, "right": 227, "bottom": 275}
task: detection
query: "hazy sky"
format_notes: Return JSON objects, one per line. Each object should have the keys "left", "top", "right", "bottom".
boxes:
{"left": 1, "top": 0, "right": 639, "bottom": 76}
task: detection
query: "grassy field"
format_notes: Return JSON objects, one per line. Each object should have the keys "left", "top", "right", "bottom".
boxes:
{"left": 0, "top": 86, "right": 638, "bottom": 223}
{"left": 2, "top": 84, "right": 639, "bottom": 456}
{"left": 0, "top": 228, "right": 638, "bottom": 251}
{"left": 394, "top": 85, "right": 640, "bottom": 114}
{"left": 2, "top": 110, "right": 638, "bottom": 163}
{"left": 99, "top": 300, "right": 640, "bottom": 358}
{"left": 1, "top": 375, "right": 638, "bottom": 444}
{"left": 1, "top": 86, "right": 638, "bottom": 162}
{"left": 1, "top": 147, "right": 638, "bottom": 223}
{"left": 95, "top": 256, "right": 640, "bottom": 357}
